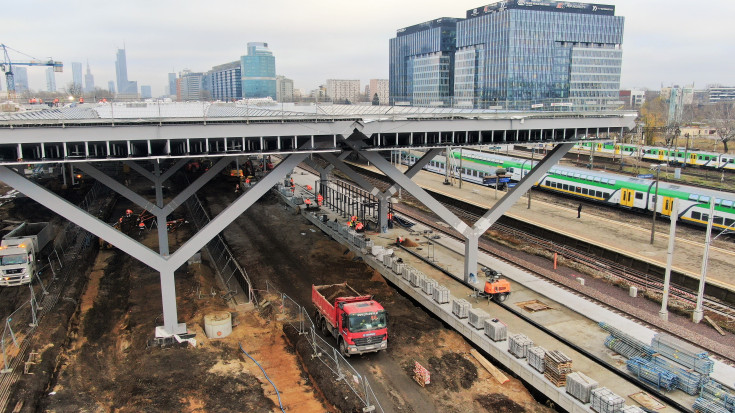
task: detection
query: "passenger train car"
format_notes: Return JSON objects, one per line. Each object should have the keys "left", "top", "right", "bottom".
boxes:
{"left": 574, "top": 142, "right": 735, "bottom": 171}
{"left": 400, "top": 149, "right": 735, "bottom": 232}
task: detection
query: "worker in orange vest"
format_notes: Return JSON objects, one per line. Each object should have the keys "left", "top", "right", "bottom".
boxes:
{"left": 387, "top": 212, "right": 394, "bottom": 229}
{"left": 317, "top": 194, "right": 323, "bottom": 206}
{"left": 245, "top": 177, "right": 251, "bottom": 187}
{"left": 355, "top": 222, "right": 364, "bottom": 232}
{"left": 304, "top": 198, "right": 312, "bottom": 208}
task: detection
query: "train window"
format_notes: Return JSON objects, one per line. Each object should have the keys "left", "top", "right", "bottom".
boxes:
{"left": 563, "top": 184, "right": 569, "bottom": 191}
{"left": 702, "top": 213, "right": 709, "bottom": 221}
{"left": 594, "top": 177, "right": 601, "bottom": 182}
{"left": 688, "top": 194, "right": 699, "bottom": 201}
{"left": 692, "top": 211, "right": 701, "bottom": 220}
{"left": 722, "top": 200, "right": 734, "bottom": 207}
{"left": 596, "top": 191, "right": 603, "bottom": 198}
{"left": 601, "top": 178, "right": 609, "bottom": 184}
{"left": 609, "top": 180, "right": 616, "bottom": 185}
{"left": 582, "top": 188, "right": 589, "bottom": 195}
{"left": 715, "top": 198, "right": 722, "bottom": 205}
{"left": 714, "top": 216, "right": 724, "bottom": 225}
{"left": 574, "top": 173, "right": 581, "bottom": 178}
{"left": 726, "top": 218, "right": 735, "bottom": 227}
{"left": 700, "top": 196, "right": 711, "bottom": 203}
{"left": 508, "top": 168, "right": 514, "bottom": 172}
{"left": 635, "top": 193, "right": 643, "bottom": 200}
{"left": 580, "top": 175, "right": 587, "bottom": 180}
{"left": 576, "top": 187, "right": 581, "bottom": 193}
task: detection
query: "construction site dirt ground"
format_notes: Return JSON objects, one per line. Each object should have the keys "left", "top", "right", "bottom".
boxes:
{"left": 0, "top": 178, "right": 551, "bottom": 412}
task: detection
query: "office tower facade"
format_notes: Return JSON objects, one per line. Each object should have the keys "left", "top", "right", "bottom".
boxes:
{"left": 326, "top": 79, "right": 361, "bottom": 103}
{"left": 455, "top": 1, "right": 624, "bottom": 109}
{"left": 72, "top": 62, "right": 83, "bottom": 91}
{"left": 708, "top": 86, "right": 735, "bottom": 104}
{"left": 209, "top": 61, "right": 241, "bottom": 101}
{"left": 108, "top": 81, "right": 115, "bottom": 94}
{"left": 84, "top": 62, "right": 95, "bottom": 93}
{"left": 389, "top": 18, "right": 461, "bottom": 106}
{"left": 45, "top": 67, "right": 56, "bottom": 92}
{"left": 369, "top": 79, "right": 389, "bottom": 105}
{"left": 179, "top": 70, "right": 204, "bottom": 101}
{"left": 13, "top": 67, "right": 28, "bottom": 94}
{"left": 167, "top": 73, "right": 177, "bottom": 97}
{"left": 241, "top": 42, "right": 276, "bottom": 99}
{"left": 115, "top": 48, "right": 138, "bottom": 95}
{"left": 276, "top": 75, "right": 294, "bottom": 102}
{"left": 140, "top": 85, "right": 152, "bottom": 99}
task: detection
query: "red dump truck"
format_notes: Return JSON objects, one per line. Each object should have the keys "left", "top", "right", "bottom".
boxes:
{"left": 312, "top": 283, "right": 388, "bottom": 357}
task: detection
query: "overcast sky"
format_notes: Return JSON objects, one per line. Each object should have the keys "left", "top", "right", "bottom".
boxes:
{"left": 4, "top": 0, "right": 734, "bottom": 97}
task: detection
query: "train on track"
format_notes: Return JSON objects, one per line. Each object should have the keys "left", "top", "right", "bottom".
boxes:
{"left": 400, "top": 148, "right": 735, "bottom": 232}
{"left": 574, "top": 141, "right": 735, "bottom": 171}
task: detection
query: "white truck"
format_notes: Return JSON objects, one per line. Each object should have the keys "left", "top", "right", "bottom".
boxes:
{"left": 0, "top": 222, "right": 53, "bottom": 286}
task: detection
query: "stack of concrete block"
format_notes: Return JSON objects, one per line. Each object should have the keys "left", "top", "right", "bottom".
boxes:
{"left": 402, "top": 266, "right": 413, "bottom": 282}
{"left": 392, "top": 261, "right": 404, "bottom": 275}
{"left": 508, "top": 334, "right": 533, "bottom": 359}
{"left": 544, "top": 350, "right": 573, "bottom": 387}
{"left": 468, "top": 308, "right": 490, "bottom": 330}
{"left": 432, "top": 285, "right": 449, "bottom": 304}
{"left": 620, "top": 406, "right": 646, "bottom": 413}
{"left": 383, "top": 254, "right": 393, "bottom": 268}
{"left": 452, "top": 299, "right": 470, "bottom": 319}
{"left": 566, "top": 371, "right": 598, "bottom": 404}
{"left": 484, "top": 319, "right": 507, "bottom": 342}
{"left": 590, "top": 387, "right": 625, "bottom": 413}
{"left": 527, "top": 346, "right": 546, "bottom": 373}
{"left": 419, "top": 277, "right": 436, "bottom": 296}
{"left": 371, "top": 245, "right": 383, "bottom": 256}
{"left": 364, "top": 239, "right": 374, "bottom": 250}
{"left": 410, "top": 270, "right": 423, "bottom": 287}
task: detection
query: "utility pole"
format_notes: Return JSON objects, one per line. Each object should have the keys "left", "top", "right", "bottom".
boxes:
{"left": 659, "top": 199, "right": 678, "bottom": 322}
{"left": 527, "top": 147, "right": 534, "bottom": 209}
{"left": 650, "top": 164, "right": 662, "bottom": 244}
{"left": 459, "top": 148, "right": 463, "bottom": 189}
{"left": 693, "top": 201, "right": 715, "bottom": 324}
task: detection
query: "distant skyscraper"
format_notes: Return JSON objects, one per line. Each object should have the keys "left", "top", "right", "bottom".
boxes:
{"left": 179, "top": 69, "right": 204, "bottom": 101}
{"left": 45, "top": 67, "right": 56, "bottom": 92}
{"left": 140, "top": 85, "right": 152, "bottom": 99}
{"left": 12, "top": 67, "right": 28, "bottom": 94}
{"left": 326, "top": 79, "right": 361, "bottom": 103}
{"left": 389, "top": 18, "right": 461, "bottom": 106}
{"left": 72, "top": 62, "right": 83, "bottom": 91}
{"left": 84, "top": 62, "right": 95, "bottom": 93}
{"left": 276, "top": 75, "right": 294, "bottom": 102}
{"left": 108, "top": 81, "right": 115, "bottom": 94}
{"left": 209, "top": 61, "right": 241, "bottom": 101}
{"left": 168, "top": 73, "right": 177, "bottom": 97}
{"left": 241, "top": 42, "right": 276, "bottom": 99}
{"left": 115, "top": 48, "right": 138, "bottom": 95}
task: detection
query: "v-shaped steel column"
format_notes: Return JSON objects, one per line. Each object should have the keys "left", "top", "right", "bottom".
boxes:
{"left": 0, "top": 152, "right": 307, "bottom": 336}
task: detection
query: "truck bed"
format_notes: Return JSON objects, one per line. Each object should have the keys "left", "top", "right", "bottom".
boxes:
{"left": 318, "top": 284, "right": 360, "bottom": 302}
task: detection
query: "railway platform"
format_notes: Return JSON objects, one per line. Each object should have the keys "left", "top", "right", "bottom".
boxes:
{"left": 284, "top": 165, "right": 735, "bottom": 413}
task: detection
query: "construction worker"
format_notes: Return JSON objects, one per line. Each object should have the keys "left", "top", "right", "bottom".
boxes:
{"left": 355, "top": 221, "right": 364, "bottom": 232}
{"left": 304, "top": 198, "right": 312, "bottom": 208}
{"left": 317, "top": 193, "right": 323, "bottom": 206}
{"left": 387, "top": 211, "right": 394, "bottom": 229}
{"left": 396, "top": 236, "right": 404, "bottom": 246}
{"left": 245, "top": 177, "right": 251, "bottom": 187}
{"left": 235, "top": 183, "right": 240, "bottom": 193}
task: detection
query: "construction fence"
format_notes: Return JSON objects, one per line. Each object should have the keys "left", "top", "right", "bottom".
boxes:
{"left": 265, "top": 280, "right": 383, "bottom": 413}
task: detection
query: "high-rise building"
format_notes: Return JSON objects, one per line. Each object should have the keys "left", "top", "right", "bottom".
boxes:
{"left": 326, "top": 80, "right": 361, "bottom": 103}
{"left": 708, "top": 86, "right": 735, "bottom": 104}
{"left": 72, "top": 62, "right": 83, "bottom": 91}
{"left": 108, "top": 81, "right": 115, "bottom": 94}
{"left": 167, "top": 73, "right": 177, "bottom": 98}
{"left": 13, "top": 67, "right": 28, "bottom": 94}
{"left": 115, "top": 48, "right": 138, "bottom": 95}
{"left": 369, "top": 79, "right": 389, "bottom": 105}
{"left": 140, "top": 85, "right": 152, "bottom": 99}
{"left": 390, "top": 1, "right": 625, "bottom": 110}
{"left": 179, "top": 69, "right": 204, "bottom": 101}
{"left": 84, "top": 62, "right": 95, "bottom": 93}
{"left": 209, "top": 61, "right": 241, "bottom": 101}
{"left": 276, "top": 75, "right": 294, "bottom": 102}
{"left": 389, "top": 18, "right": 462, "bottom": 106}
{"left": 45, "top": 67, "right": 56, "bottom": 92}
{"left": 241, "top": 42, "right": 276, "bottom": 99}
{"left": 455, "top": 1, "right": 624, "bottom": 110}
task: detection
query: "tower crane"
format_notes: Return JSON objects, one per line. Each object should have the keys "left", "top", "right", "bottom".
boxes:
{"left": 1, "top": 44, "right": 63, "bottom": 101}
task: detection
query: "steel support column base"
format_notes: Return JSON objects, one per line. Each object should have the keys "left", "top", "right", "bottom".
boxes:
{"left": 155, "top": 323, "right": 187, "bottom": 337}
{"left": 658, "top": 310, "right": 668, "bottom": 322}
{"left": 692, "top": 310, "right": 703, "bottom": 324}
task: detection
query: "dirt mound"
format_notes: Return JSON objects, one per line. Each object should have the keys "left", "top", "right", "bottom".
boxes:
{"left": 318, "top": 284, "right": 360, "bottom": 302}
{"left": 475, "top": 393, "right": 526, "bottom": 412}
{"left": 427, "top": 353, "right": 478, "bottom": 392}
{"left": 402, "top": 238, "right": 420, "bottom": 247}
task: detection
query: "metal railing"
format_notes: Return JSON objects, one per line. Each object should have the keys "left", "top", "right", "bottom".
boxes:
{"left": 265, "top": 281, "right": 383, "bottom": 413}
{"left": 183, "top": 192, "right": 255, "bottom": 304}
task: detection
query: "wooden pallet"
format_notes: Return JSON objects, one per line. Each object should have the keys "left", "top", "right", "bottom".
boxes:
{"left": 545, "top": 371, "right": 567, "bottom": 387}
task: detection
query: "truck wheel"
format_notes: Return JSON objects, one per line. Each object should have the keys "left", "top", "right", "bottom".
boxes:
{"left": 320, "top": 317, "right": 330, "bottom": 337}
{"left": 339, "top": 339, "right": 350, "bottom": 358}
{"left": 494, "top": 293, "right": 509, "bottom": 303}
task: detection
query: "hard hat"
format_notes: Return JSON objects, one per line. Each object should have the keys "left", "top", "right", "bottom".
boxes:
{"left": 126, "top": 209, "right": 133, "bottom": 215}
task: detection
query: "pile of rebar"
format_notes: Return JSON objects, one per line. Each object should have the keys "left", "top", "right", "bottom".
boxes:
{"left": 693, "top": 397, "right": 731, "bottom": 413}
{"left": 650, "top": 334, "right": 714, "bottom": 375}
{"left": 590, "top": 387, "right": 625, "bottom": 413}
{"left": 700, "top": 381, "right": 735, "bottom": 412}
{"left": 544, "top": 350, "right": 573, "bottom": 387}
{"left": 599, "top": 322, "right": 655, "bottom": 358}
{"left": 508, "top": 333, "right": 533, "bottom": 359}
{"left": 626, "top": 357, "right": 679, "bottom": 391}
{"left": 650, "top": 354, "right": 705, "bottom": 395}
{"left": 527, "top": 346, "right": 546, "bottom": 373}
{"left": 566, "top": 371, "right": 598, "bottom": 403}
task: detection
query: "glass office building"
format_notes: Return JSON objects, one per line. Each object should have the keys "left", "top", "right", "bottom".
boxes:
{"left": 456, "top": 1, "right": 624, "bottom": 110}
{"left": 389, "top": 18, "right": 462, "bottom": 106}
{"left": 241, "top": 42, "right": 276, "bottom": 99}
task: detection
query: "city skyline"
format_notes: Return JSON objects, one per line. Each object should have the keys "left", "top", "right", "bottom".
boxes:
{"left": 4, "top": 0, "right": 734, "bottom": 97}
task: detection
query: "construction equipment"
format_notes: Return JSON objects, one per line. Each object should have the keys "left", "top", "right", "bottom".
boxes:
{"left": 1, "top": 44, "right": 63, "bottom": 101}
{"left": 476, "top": 268, "right": 511, "bottom": 302}
{"left": 0, "top": 222, "right": 53, "bottom": 286}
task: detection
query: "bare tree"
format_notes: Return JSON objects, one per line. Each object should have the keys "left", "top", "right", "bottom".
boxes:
{"left": 706, "top": 102, "right": 735, "bottom": 153}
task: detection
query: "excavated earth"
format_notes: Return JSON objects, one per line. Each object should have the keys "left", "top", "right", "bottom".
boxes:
{"left": 0, "top": 176, "right": 552, "bottom": 412}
